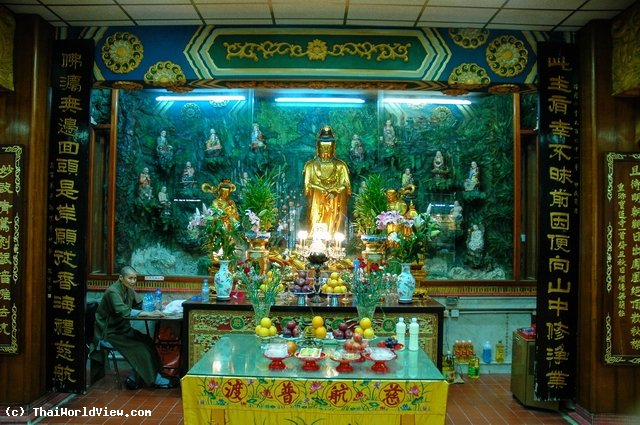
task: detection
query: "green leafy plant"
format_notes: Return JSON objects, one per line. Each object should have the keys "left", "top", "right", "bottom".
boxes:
{"left": 353, "top": 175, "right": 388, "bottom": 235}
{"left": 377, "top": 209, "right": 440, "bottom": 264}
{"left": 240, "top": 171, "right": 279, "bottom": 234}
{"left": 187, "top": 204, "right": 241, "bottom": 261}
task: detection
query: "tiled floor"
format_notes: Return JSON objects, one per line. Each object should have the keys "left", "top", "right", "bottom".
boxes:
{"left": 6, "top": 364, "right": 575, "bottom": 425}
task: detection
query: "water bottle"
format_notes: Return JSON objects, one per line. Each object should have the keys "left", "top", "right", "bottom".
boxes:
{"left": 201, "top": 278, "right": 210, "bottom": 303}
{"left": 395, "top": 317, "right": 406, "bottom": 346}
{"left": 155, "top": 287, "right": 162, "bottom": 311}
{"left": 482, "top": 340, "right": 492, "bottom": 364}
{"left": 408, "top": 317, "right": 419, "bottom": 351}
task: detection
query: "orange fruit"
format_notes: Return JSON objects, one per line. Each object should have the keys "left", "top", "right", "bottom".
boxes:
{"left": 315, "top": 326, "right": 327, "bottom": 339}
{"left": 312, "top": 315, "right": 324, "bottom": 328}
{"left": 260, "top": 317, "right": 272, "bottom": 328}
{"left": 363, "top": 328, "right": 375, "bottom": 339}
{"left": 287, "top": 341, "right": 297, "bottom": 355}
{"left": 359, "top": 317, "right": 372, "bottom": 330}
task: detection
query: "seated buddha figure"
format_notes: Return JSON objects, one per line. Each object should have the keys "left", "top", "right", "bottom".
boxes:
{"left": 303, "top": 126, "right": 352, "bottom": 238}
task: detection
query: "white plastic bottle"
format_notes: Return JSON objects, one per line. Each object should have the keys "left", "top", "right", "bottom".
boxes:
{"left": 408, "top": 317, "right": 419, "bottom": 351}
{"left": 396, "top": 317, "right": 406, "bottom": 346}
{"left": 201, "top": 278, "right": 210, "bottom": 303}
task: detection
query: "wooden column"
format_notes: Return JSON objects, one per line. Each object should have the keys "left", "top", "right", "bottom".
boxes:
{"left": 577, "top": 19, "right": 640, "bottom": 417}
{"left": 0, "top": 14, "right": 53, "bottom": 404}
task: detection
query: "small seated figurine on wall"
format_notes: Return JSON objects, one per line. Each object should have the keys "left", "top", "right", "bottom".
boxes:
{"left": 158, "top": 186, "right": 170, "bottom": 208}
{"left": 205, "top": 128, "right": 223, "bottom": 157}
{"left": 431, "top": 150, "right": 450, "bottom": 180}
{"left": 181, "top": 161, "right": 197, "bottom": 188}
{"left": 401, "top": 167, "right": 414, "bottom": 189}
{"left": 156, "top": 129, "right": 174, "bottom": 162}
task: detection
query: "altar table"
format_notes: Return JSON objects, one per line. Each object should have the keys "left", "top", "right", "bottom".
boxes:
{"left": 181, "top": 334, "right": 449, "bottom": 425}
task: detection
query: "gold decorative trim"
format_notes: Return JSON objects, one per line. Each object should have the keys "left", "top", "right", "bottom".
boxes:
{"left": 441, "top": 87, "right": 469, "bottom": 96}
{"left": 112, "top": 81, "right": 143, "bottom": 91}
{"left": 228, "top": 80, "right": 411, "bottom": 90}
{"left": 416, "top": 285, "right": 537, "bottom": 297}
{"left": 448, "top": 28, "right": 489, "bottom": 49}
{"left": 144, "top": 61, "right": 187, "bottom": 87}
{"left": 101, "top": 32, "right": 144, "bottom": 74}
{"left": 224, "top": 39, "right": 411, "bottom": 62}
{"left": 486, "top": 35, "right": 528, "bottom": 77}
{"left": 605, "top": 222, "right": 612, "bottom": 293}
{"left": 606, "top": 152, "right": 629, "bottom": 201}
{"left": 603, "top": 314, "right": 640, "bottom": 364}
{"left": 488, "top": 84, "right": 520, "bottom": 94}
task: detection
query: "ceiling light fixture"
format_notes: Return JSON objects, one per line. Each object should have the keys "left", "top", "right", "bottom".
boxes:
{"left": 383, "top": 97, "right": 472, "bottom": 105}
{"left": 155, "top": 95, "right": 246, "bottom": 102}
{"left": 274, "top": 97, "right": 365, "bottom": 104}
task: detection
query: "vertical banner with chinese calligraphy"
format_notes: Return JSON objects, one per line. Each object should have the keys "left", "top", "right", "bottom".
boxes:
{"left": 603, "top": 153, "right": 640, "bottom": 365}
{"left": 535, "top": 42, "right": 580, "bottom": 401}
{"left": 46, "top": 40, "right": 94, "bottom": 393}
{"left": 0, "top": 146, "right": 24, "bottom": 355}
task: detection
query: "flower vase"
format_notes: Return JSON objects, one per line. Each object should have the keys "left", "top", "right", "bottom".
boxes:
{"left": 252, "top": 299, "right": 272, "bottom": 326}
{"left": 246, "top": 232, "right": 270, "bottom": 274}
{"left": 214, "top": 259, "right": 233, "bottom": 301}
{"left": 356, "top": 304, "right": 376, "bottom": 322}
{"left": 397, "top": 262, "right": 416, "bottom": 304}
{"left": 360, "top": 234, "right": 386, "bottom": 272}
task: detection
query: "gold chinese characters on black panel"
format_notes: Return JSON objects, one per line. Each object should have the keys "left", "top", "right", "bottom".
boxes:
{"left": 535, "top": 42, "right": 580, "bottom": 402}
{"left": 0, "top": 146, "right": 24, "bottom": 355}
{"left": 45, "top": 40, "right": 94, "bottom": 393}
{"left": 604, "top": 153, "right": 640, "bottom": 365}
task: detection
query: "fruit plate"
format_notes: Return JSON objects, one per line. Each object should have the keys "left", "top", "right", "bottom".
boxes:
{"left": 364, "top": 347, "right": 397, "bottom": 372}
{"left": 262, "top": 352, "right": 291, "bottom": 370}
{"left": 377, "top": 341, "right": 405, "bottom": 351}
{"left": 295, "top": 352, "right": 327, "bottom": 371}
{"left": 279, "top": 334, "right": 302, "bottom": 340}
{"left": 329, "top": 350, "right": 361, "bottom": 373}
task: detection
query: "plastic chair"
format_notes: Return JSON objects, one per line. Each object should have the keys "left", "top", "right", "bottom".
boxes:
{"left": 86, "top": 301, "right": 123, "bottom": 389}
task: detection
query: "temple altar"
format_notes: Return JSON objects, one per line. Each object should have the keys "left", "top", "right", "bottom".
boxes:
{"left": 181, "top": 334, "right": 449, "bottom": 425}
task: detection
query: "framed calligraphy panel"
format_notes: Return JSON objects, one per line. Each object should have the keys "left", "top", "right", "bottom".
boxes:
{"left": 604, "top": 152, "right": 640, "bottom": 365}
{"left": 0, "top": 145, "right": 24, "bottom": 355}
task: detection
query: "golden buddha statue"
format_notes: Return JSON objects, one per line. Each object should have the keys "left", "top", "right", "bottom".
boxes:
{"left": 386, "top": 188, "right": 407, "bottom": 216}
{"left": 201, "top": 179, "right": 239, "bottom": 231}
{"left": 303, "top": 126, "right": 351, "bottom": 237}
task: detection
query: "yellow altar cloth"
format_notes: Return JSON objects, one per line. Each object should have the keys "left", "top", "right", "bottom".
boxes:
{"left": 182, "top": 334, "right": 448, "bottom": 425}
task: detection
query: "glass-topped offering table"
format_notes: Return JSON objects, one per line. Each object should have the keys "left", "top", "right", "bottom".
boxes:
{"left": 181, "top": 334, "right": 449, "bottom": 425}
{"left": 181, "top": 298, "right": 444, "bottom": 372}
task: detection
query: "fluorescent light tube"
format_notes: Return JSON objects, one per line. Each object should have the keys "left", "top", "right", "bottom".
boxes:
{"left": 383, "top": 98, "right": 471, "bottom": 105}
{"left": 274, "top": 97, "right": 365, "bottom": 104}
{"left": 155, "top": 95, "right": 246, "bottom": 102}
